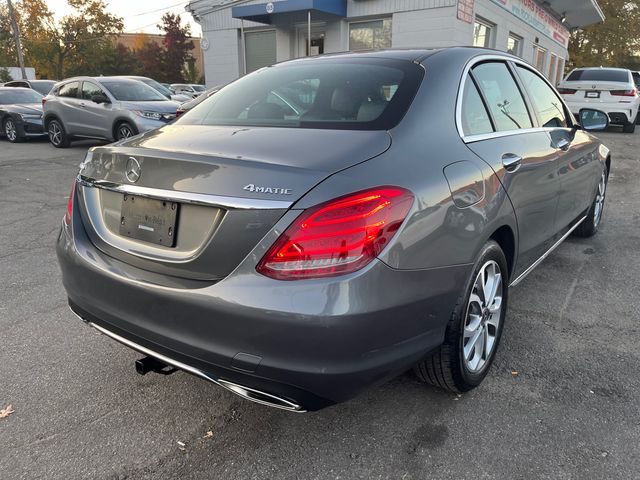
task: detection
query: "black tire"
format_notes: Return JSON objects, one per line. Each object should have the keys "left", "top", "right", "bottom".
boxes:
{"left": 623, "top": 121, "right": 636, "bottom": 133}
{"left": 574, "top": 168, "right": 608, "bottom": 238}
{"left": 415, "top": 240, "right": 509, "bottom": 393}
{"left": 3, "top": 117, "right": 23, "bottom": 143}
{"left": 47, "top": 118, "right": 70, "bottom": 148}
{"left": 114, "top": 121, "right": 137, "bottom": 141}
{"left": 635, "top": 112, "right": 640, "bottom": 125}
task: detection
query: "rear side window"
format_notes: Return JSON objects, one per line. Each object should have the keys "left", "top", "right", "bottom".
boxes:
{"left": 58, "top": 82, "right": 79, "bottom": 98}
{"left": 461, "top": 78, "right": 493, "bottom": 136}
{"left": 176, "top": 58, "right": 424, "bottom": 131}
{"left": 516, "top": 66, "right": 568, "bottom": 128}
{"left": 633, "top": 72, "right": 640, "bottom": 87}
{"left": 472, "top": 62, "right": 532, "bottom": 131}
{"left": 566, "top": 69, "right": 629, "bottom": 83}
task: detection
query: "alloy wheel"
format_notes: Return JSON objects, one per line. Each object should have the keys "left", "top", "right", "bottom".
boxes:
{"left": 117, "top": 124, "right": 133, "bottom": 140}
{"left": 593, "top": 171, "right": 607, "bottom": 228}
{"left": 463, "top": 260, "right": 503, "bottom": 373}
{"left": 48, "top": 121, "right": 62, "bottom": 146}
{"left": 5, "top": 119, "right": 17, "bottom": 142}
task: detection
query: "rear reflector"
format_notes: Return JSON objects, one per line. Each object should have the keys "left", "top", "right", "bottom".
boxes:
{"left": 557, "top": 88, "right": 577, "bottom": 95}
{"left": 257, "top": 187, "right": 414, "bottom": 280}
{"left": 611, "top": 89, "right": 637, "bottom": 97}
{"left": 64, "top": 181, "right": 76, "bottom": 226}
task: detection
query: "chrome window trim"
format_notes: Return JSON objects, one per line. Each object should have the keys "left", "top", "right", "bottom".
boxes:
{"left": 456, "top": 54, "right": 577, "bottom": 143}
{"left": 78, "top": 175, "right": 294, "bottom": 210}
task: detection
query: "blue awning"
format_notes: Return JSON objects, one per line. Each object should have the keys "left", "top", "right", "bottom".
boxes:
{"left": 232, "top": 0, "right": 347, "bottom": 24}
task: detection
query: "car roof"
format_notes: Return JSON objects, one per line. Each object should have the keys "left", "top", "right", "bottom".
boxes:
{"left": 0, "top": 86, "right": 36, "bottom": 92}
{"left": 571, "top": 67, "right": 630, "bottom": 71}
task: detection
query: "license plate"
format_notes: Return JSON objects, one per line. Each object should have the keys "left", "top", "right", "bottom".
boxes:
{"left": 119, "top": 195, "right": 179, "bottom": 247}
{"left": 586, "top": 91, "right": 600, "bottom": 98}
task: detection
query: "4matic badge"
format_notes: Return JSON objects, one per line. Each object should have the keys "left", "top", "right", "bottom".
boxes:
{"left": 243, "top": 184, "right": 292, "bottom": 195}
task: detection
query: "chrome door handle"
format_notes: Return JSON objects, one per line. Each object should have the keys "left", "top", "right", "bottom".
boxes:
{"left": 502, "top": 153, "right": 522, "bottom": 172}
{"left": 554, "top": 138, "right": 570, "bottom": 151}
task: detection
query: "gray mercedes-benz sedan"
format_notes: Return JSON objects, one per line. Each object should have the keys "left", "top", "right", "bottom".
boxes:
{"left": 57, "top": 48, "right": 611, "bottom": 412}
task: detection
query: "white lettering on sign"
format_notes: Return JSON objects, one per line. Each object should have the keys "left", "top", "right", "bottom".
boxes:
{"left": 489, "top": 0, "right": 569, "bottom": 47}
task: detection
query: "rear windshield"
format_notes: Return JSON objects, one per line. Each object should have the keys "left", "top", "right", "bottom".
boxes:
{"left": 192, "top": 85, "right": 205, "bottom": 92}
{"left": 0, "top": 89, "right": 43, "bottom": 104}
{"left": 30, "top": 81, "right": 55, "bottom": 95}
{"left": 176, "top": 58, "right": 423, "bottom": 130}
{"left": 100, "top": 80, "right": 167, "bottom": 101}
{"left": 566, "top": 69, "right": 629, "bottom": 83}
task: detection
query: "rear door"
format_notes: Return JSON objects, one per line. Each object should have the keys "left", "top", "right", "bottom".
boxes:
{"left": 54, "top": 81, "right": 85, "bottom": 135}
{"left": 461, "top": 60, "right": 561, "bottom": 276}
{"left": 514, "top": 64, "right": 600, "bottom": 232}
{"left": 77, "top": 81, "right": 112, "bottom": 139}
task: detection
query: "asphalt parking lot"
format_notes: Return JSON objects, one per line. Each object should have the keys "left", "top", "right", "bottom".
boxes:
{"left": 1, "top": 130, "right": 639, "bottom": 480}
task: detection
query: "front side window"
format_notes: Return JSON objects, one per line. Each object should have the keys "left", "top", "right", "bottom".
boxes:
{"left": 57, "top": 81, "right": 80, "bottom": 98}
{"left": 516, "top": 66, "right": 568, "bottom": 128}
{"left": 460, "top": 78, "right": 493, "bottom": 136}
{"left": 349, "top": 19, "right": 392, "bottom": 51}
{"left": 472, "top": 62, "right": 532, "bottom": 131}
{"left": 81, "top": 82, "right": 106, "bottom": 100}
{"left": 100, "top": 81, "right": 166, "bottom": 101}
{"left": 473, "top": 19, "right": 493, "bottom": 48}
{"left": 176, "top": 59, "right": 423, "bottom": 130}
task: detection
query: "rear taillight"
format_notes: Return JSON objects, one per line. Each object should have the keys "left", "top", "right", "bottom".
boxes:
{"left": 257, "top": 187, "right": 414, "bottom": 280}
{"left": 42, "top": 97, "right": 47, "bottom": 108}
{"left": 64, "top": 181, "right": 76, "bottom": 226}
{"left": 557, "top": 88, "right": 577, "bottom": 95}
{"left": 176, "top": 108, "right": 185, "bottom": 117}
{"left": 611, "top": 89, "right": 637, "bottom": 97}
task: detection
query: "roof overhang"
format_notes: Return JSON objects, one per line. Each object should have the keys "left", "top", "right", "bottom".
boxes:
{"left": 544, "top": 0, "right": 605, "bottom": 29}
{"left": 232, "top": 0, "right": 346, "bottom": 24}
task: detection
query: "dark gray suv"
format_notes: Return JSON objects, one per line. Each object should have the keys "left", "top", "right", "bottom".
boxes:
{"left": 57, "top": 48, "right": 611, "bottom": 412}
{"left": 43, "top": 76, "right": 178, "bottom": 147}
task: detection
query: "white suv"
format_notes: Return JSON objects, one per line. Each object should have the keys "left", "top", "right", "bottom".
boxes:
{"left": 558, "top": 67, "right": 639, "bottom": 133}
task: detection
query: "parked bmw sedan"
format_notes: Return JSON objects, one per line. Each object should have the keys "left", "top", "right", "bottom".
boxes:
{"left": 0, "top": 87, "right": 45, "bottom": 142}
{"left": 57, "top": 48, "right": 611, "bottom": 412}
{"left": 43, "top": 76, "right": 178, "bottom": 147}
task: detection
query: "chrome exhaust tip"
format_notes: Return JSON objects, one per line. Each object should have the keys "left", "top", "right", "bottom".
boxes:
{"left": 217, "top": 379, "right": 304, "bottom": 412}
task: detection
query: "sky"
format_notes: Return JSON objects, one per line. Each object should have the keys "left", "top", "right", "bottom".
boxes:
{"left": 44, "top": 0, "right": 202, "bottom": 36}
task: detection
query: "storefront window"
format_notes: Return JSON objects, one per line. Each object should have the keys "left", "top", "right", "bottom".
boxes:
{"left": 534, "top": 46, "right": 547, "bottom": 73}
{"left": 556, "top": 58, "right": 565, "bottom": 84}
{"left": 473, "top": 19, "right": 493, "bottom": 48}
{"left": 349, "top": 19, "right": 392, "bottom": 51}
{"left": 507, "top": 34, "right": 522, "bottom": 57}
{"left": 548, "top": 54, "right": 557, "bottom": 84}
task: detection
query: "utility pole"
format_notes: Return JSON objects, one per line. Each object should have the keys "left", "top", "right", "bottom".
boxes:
{"left": 6, "top": 0, "right": 27, "bottom": 80}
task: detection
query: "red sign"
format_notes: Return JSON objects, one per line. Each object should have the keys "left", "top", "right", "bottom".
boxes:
{"left": 457, "top": 0, "right": 475, "bottom": 24}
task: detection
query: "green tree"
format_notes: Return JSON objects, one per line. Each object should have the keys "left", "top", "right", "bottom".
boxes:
{"left": 569, "top": 0, "right": 640, "bottom": 70}
{"left": 157, "top": 13, "right": 194, "bottom": 82}
{"left": 0, "top": 67, "right": 12, "bottom": 82}
{"left": 134, "top": 41, "right": 165, "bottom": 80}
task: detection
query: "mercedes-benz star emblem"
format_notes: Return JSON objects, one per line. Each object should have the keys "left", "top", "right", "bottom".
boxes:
{"left": 125, "top": 157, "right": 141, "bottom": 183}
{"left": 266, "top": 2, "right": 274, "bottom": 13}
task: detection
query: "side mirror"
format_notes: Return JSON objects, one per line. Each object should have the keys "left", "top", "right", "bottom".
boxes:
{"left": 578, "top": 108, "right": 609, "bottom": 131}
{"left": 91, "top": 94, "right": 110, "bottom": 104}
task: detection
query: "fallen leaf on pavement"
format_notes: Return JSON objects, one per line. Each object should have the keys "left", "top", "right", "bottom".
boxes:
{"left": 203, "top": 431, "right": 214, "bottom": 439}
{"left": 0, "top": 405, "right": 14, "bottom": 419}
{"left": 511, "top": 371, "right": 519, "bottom": 376}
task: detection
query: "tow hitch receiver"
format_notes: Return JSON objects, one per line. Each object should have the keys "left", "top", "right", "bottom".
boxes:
{"left": 135, "top": 356, "right": 178, "bottom": 376}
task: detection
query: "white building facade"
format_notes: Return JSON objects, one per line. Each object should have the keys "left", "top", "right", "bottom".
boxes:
{"left": 186, "top": 0, "right": 604, "bottom": 87}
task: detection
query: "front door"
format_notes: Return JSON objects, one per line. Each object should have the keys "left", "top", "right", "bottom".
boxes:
{"left": 297, "top": 26, "right": 325, "bottom": 57}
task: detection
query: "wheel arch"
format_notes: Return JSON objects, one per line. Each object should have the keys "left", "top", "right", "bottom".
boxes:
{"left": 111, "top": 118, "right": 138, "bottom": 140}
{"left": 488, "top": 225, "right": 516, "bottom": 280}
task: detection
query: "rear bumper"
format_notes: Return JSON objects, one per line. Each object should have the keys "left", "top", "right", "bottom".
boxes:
{"left": 56, "top": 209, "right": 470, "bottom": 411}
{"left": 566, "top": 101, "right": 639, "bottom": 124}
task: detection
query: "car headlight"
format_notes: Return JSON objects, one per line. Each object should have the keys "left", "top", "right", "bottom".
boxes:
{"left": 20, "top": 113, "right": 42, "bottom": 119}
{"left": 133, "top": 110, "right": 163, "bottom": 121}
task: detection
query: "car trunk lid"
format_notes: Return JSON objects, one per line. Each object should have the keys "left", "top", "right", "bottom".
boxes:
{"left": 77, "top": 124, "right": 392, "bottom": 280}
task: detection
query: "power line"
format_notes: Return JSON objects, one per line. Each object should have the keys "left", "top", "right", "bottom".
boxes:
{"left": 128, "top": 1, "right": 189, "bottom": 17}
